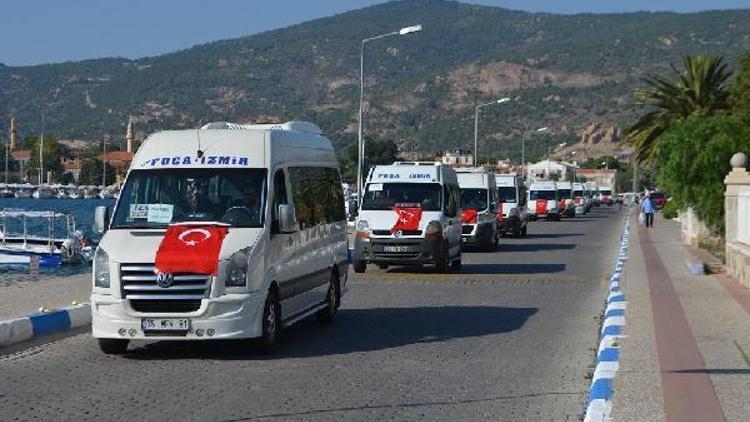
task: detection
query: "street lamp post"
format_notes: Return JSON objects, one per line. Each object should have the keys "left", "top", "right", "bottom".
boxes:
{"left": 357, "top": 24, "right": 422, "bottom": 196}
{"left": 473, "top": 97, "right": 510, "bottom": 165}
{"left": 522, "top": 126, "right": 547, "bottom": 180}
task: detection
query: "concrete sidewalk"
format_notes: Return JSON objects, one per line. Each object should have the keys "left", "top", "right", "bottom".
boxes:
{"left": 614, "top": 215, "right": 750, "bottom": 422}
{"left": 0, "top": 271, "right": 91, "bottom": 320}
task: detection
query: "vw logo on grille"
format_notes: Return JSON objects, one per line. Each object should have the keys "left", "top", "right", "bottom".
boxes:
{"left": 393, "top": 230, "right": 403, "bottom": 238}
{"left": 155, "top": 272, "right": 175, "bottom": 288}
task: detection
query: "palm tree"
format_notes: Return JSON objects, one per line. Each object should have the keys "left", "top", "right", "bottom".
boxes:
{"left": 626, "top": 55, "right": 732, "bottom": 163}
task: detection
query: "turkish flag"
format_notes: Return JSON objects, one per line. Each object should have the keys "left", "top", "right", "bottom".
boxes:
{"left": 391, "top": 206, "right": 422, "bottom": 233}
{"left": 535, "top": 199, "right": 548, "bottom": 214}
{"left": 155, "top": 223, "right": 229, "bottom": 275}
{"left": 461, "top": 208, "right": 478, "bottom": 224}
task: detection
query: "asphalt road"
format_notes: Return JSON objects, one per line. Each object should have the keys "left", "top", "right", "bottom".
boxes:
{"left": 0, "top": 206, "right": 625, "bottom": 422}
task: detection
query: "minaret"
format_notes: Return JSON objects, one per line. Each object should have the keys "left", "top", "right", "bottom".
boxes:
{"left": 10, "top": 116, "right": 17, "bottom": 150}
{"left": 126, "top": 116, "right": 134, "bottom": 153}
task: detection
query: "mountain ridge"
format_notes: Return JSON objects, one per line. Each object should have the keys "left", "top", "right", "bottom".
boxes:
{"left": 2, "top": 0, "right": 749, "bottom": 162}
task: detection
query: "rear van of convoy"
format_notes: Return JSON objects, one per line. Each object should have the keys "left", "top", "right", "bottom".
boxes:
{"left": 572, "top": 182, "right": 589, "bottom": 215}
{"left": 353, "top": 162, "right": 462, "bottom": 273}
{"left": 456, "top": 168, "right": 498, "bottom": 250}
{"left": 528, "top": 181, "right": 559, "bottom": 221}
{"left": 495, "top": 173, "right": 527, "bottom": 237}
{"left": 91, "top": 122, "right": 349, "bottom": 354}
{"left": 555, "top": 181, "right": 576, "bottom": 218}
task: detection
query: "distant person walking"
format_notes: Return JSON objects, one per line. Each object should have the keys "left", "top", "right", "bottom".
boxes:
{"left": 641, "top": 191, "right": 656, "bottom": 228}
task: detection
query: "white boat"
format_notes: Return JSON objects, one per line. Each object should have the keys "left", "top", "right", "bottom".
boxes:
{"left": 0, "top": 209, "right": 84, "bottom": 266}
{"left": 83, "top": 186, "right": 99, "bottom": 199}
{"left": 14, "top": 188, "right": 32, "bottom": 198}
{"left": 33, "top": 186, "right": 54, "bottom": 199}
{"left": 55, "top": 189, "right": 69, "bottom": 199}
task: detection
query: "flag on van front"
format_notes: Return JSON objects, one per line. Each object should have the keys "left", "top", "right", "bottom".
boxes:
{"left": 155, "top": 223, "right": 229, "bottom": 275}
{"left": 461, "top": 208, "right": 478, "bottom": 224}
{"left": 391, "top": 205, "right": 422, "bottom": 233}
{"left": 535, "top": 199, "right": 548, "bottom": 214}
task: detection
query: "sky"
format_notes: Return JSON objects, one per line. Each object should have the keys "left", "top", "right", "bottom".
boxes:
{"left": 1, "top": 0, "right": 748, "bottom": 66}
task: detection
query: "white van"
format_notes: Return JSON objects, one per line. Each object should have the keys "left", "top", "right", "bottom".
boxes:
{"left": 572, "top": 182, "right": 589, "bottom": 215}
{"left": 456, "top": 168, "right": 498, "bottom": 250}
{"left": 353, "top": 162, "right": 462, "bottom": 272}
{"left": 586, "top": 182, "right": 600, "bottom": 206}
{"left": 90, "top": 122, "right": 349, "bottom": 354}
{"left": 556, "top": 181, "right": 576, "bottom": 218}
{"left": 527, "top": 181, "right": 559, "bottom": 220}
{"left": 495, "top": 173, "right": 528, "bottom": 237}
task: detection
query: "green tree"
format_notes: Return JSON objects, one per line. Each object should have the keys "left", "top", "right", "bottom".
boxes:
{"left": 731, "top": 52, "right": 750, "bottom": 111}
{"left": 656, "top": 113, "right": 750, "bottom": 234}
{"left": 21, "top": 136, "right": 73, "bottom": 181}
{"left": 78, "top": 158, "right": 115, "bottom": 186}
{"left": 626, "top": 55, "right": 733, "bottom": 163}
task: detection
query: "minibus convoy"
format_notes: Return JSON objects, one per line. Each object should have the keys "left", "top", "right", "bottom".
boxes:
{"left": 353, "top": 162, "right": 462, "bottom": 273}
{"left": 456, "top": 168, "right": 499, "bottom": 250}
{"left": 91, "top": 121, "right": 349, "bottom": 354}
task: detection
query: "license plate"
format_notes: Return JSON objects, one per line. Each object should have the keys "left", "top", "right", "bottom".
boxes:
{"left": 383, "top": 245, "right": 414, "bottom": 253}
{"left": 141, "top": 318, "right": 190, "bottom": 331}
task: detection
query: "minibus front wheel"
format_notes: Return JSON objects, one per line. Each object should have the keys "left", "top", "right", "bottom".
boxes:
{"left": 258, "top": 289, "right": 281, "bottom": 354}
{"left": 353, "top": 259, "right": 367, "bottom": 273}
{"left": 317, "top": 270, "right": 340, "bottom": 324}
{"left": 98, "top": 338, "right": 128, "bottom": 355}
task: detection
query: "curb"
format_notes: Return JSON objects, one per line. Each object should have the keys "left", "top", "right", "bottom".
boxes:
{"left": 0, "top": 303, "right": 91, "bottom": 348}
{"left": 584, "top": 216, "right": 630, "bottom": 422}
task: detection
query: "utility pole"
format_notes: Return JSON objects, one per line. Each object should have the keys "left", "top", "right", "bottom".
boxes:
{"left": 632, "top": 161, "right": 638, "bottom": 193}
{"left": 39, "top": 114, "right": 45, "bottom": 184}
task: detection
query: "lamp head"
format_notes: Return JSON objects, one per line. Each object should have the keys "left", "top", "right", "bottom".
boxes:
{"left": 399, "top": 25, "right": 422, "bottom": 35}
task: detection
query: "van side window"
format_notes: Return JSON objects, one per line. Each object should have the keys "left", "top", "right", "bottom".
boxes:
{"left": 288, "top": 167, "right": 346, "bottom": 229}
{"left": 444, "top": 184, "right": 459, "bottom": 217}
{"left": 271, "top": 169, "right": 288, "bottom": 234}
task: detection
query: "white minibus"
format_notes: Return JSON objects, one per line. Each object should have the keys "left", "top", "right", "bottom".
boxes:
{"left": 91, "top": 122, "right": 348, "bottom": 354}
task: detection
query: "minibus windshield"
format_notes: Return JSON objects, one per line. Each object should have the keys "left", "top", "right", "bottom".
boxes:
{"left": 112, "top": 168, "right": 267, "bottom": 229}
{"left": 460, "top": 188, "right": 488, "bottom": 211}
{"left": 558, "top": 189, "right": 572, "bottom": 199}
{"left": 530, "top": 190, "right": 556, "bottom": 200}
{"left": 573, "top": 190, "right": 584, "bottom": 197}
{"left": 362, "top": 183, "right": 441, "bottom": 211}
{"left": 600, "top": 190, "right": 612, "bottom": 196}
{"left": 498, "top": 187, "right": 516, "bottom": 203}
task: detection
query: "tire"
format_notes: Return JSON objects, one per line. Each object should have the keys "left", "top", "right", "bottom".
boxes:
{"left": 436, "top": 242, "right": 450, "bottom": 273}
{"left": 353, "top": 259, "right": 366, "bottom": 273}
{"left": 451, "top": 256, "right": 462, "bottom": 271}
{"left": 317, "top": 271, "right": 340, "bottom": 324}
{"left": 98, "top": 338, "right": 128, "bottom": 355}
{"left": 521, "top": 225, "right": 528, "bottom": 236}
{"left": 258, "top": 290, "right": 281, "bottom": 354}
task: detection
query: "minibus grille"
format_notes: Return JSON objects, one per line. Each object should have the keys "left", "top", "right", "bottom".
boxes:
{"left": 120, "top": 264, "right": 209, "bottom": 313}
{"left": 372, "top": 229, "right": 422, "bottom": 236}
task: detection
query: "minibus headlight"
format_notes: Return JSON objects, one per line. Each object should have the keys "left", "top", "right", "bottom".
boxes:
{"left": 226, "top": 251, "right": 248, "bottom": 287}
{"left": 425, "top": 221, "right": 443, "bottom": 240}
{"left": 94, "top": 247, "right": 110, "bottom": 288}
{"left": 355, "top": 220, "right": 371, "bottom": 240}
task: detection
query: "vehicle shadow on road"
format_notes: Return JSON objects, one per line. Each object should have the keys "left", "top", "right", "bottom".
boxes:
{"left": 123, "top": 305, "right": 538, "bottom": 360}
{"left": 523, "top": 233, "right": 584, "bottom": 239}
{"left": 496, "top": 243, "right": 577, "bottom": 252}
{"left": 459, "top": 263, "right": 567, "bottom": 274}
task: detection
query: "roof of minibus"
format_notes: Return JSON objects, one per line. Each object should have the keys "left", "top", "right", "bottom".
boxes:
{"left": 368, "top": 162, "right": 453, "bottom": 184}
{"left": 556, "top": 182, "right": 572, "bottom": 189}
{"left": 495, "top": 174, "right": 519, "bottom": 187}
{"left": 530, "top": 181, "right": 556, "bottom": 190}
{"left": 456, "top": 168, "right": 495, "bottom": 188}
{"left": 132, "top": 122, "right": 334, "bottom": 170}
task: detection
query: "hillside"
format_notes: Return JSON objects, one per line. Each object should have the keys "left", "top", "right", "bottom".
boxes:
{"left": 1, "top": 0, "right": 750, "bottom": 163}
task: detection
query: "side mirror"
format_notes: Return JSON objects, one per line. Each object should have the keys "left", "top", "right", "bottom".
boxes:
{"left": 278, "top": 204, "right": 297, "bottom": 233}
{"left": 93, "top": 206, "right": 110, "bottom": 235}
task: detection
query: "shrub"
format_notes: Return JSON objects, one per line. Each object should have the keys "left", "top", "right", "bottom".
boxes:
{"left": 661, "top": 200, "right": 679, "bottom": 220}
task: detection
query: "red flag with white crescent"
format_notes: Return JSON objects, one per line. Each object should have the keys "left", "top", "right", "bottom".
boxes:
{"left": 155, "top": 223, "right": 229, "bottom": 275}
{"left": 535, "top": 199, "right": 548, "bottom": 214}
{"left": 391, "top": 206, "right": 422, "bottom": 233}
{"left": 461, "top": 208, "right": 478, "bottom": 224}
